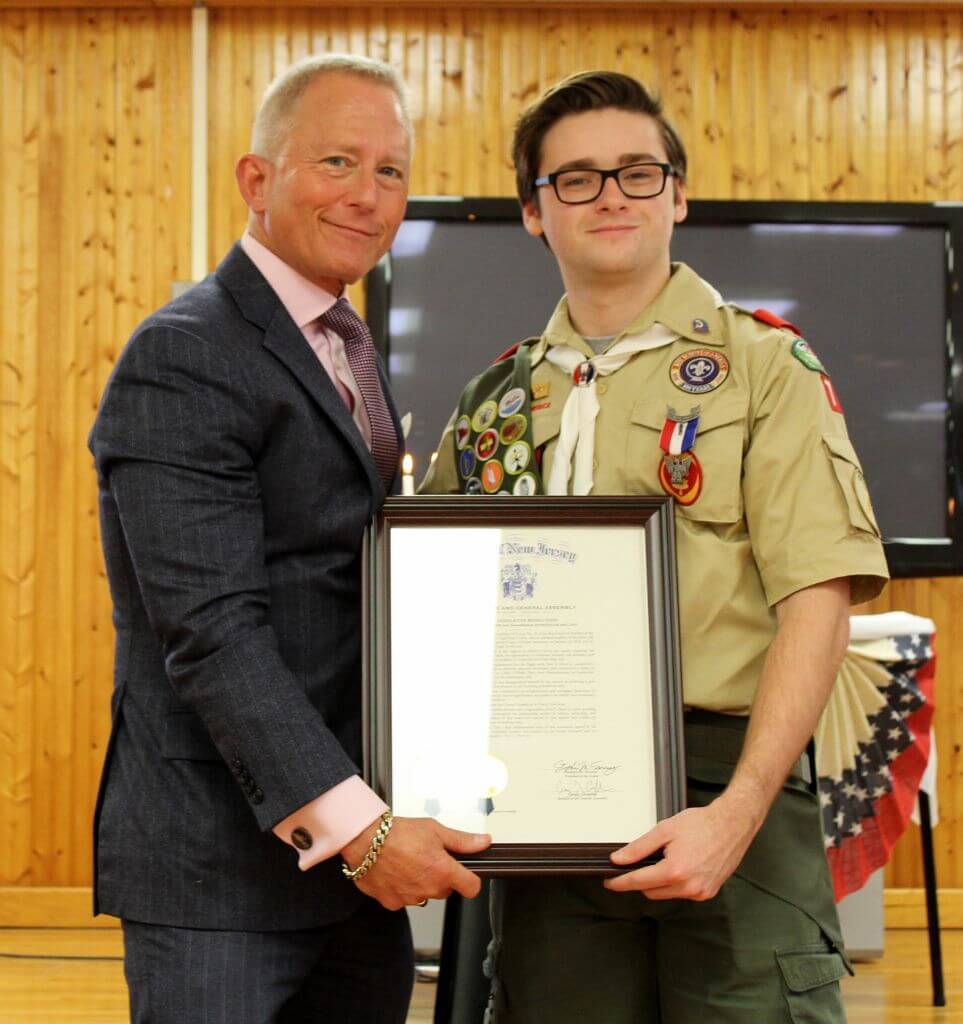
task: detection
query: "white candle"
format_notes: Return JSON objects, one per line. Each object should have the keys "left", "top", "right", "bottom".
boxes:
{"left": 401, "top": 453, "right": 415, "bottom": 495}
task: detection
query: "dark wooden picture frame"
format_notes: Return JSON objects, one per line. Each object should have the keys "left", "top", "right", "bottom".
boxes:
{"left": 362, "top": 495, "right": 686, "bottom": 875}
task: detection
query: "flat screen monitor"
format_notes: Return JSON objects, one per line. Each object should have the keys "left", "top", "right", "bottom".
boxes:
{"left": 367, "top": 199, "right": 963, "bottom": 577}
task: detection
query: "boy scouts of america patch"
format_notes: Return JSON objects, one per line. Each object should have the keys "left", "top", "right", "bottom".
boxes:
{"left": 670, "top": 349, "right": 730, "bottom": 395}
{"left": 454, "top": 342, "right": 545, "bottom": 495}
{"left": 790, "top": 338, "right": 827, "bottom": 374}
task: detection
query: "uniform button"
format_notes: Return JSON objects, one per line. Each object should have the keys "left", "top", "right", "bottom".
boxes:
{"left": 597, "top": 382, "right": 608, "bottom": 395}
{"left": 291, "top": 827, "right": 313, "bottom": 851}
{"left": 252, "top": 788, "right": 264, "bottom": 804}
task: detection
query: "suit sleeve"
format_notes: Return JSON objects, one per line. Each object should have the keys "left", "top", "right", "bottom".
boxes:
{"left": 90, "top": 324, "right": 359, "bottom": 831}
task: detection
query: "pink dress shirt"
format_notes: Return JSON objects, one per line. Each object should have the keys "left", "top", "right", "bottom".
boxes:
{"left": 240, "top": 231, "right": 388, "bottom": 870}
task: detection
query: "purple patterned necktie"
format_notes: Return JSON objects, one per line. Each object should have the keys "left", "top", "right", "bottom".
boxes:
{"left": 319, "top": 298, "right": 399, "bottom": 488}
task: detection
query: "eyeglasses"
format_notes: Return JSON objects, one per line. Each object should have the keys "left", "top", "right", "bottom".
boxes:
{"left": 533, "top": 162, "right": 676, "bottom": 205}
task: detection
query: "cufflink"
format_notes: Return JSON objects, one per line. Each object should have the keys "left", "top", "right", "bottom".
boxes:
{"left": 291, "top": 827, "right": 313, "bottom": 850}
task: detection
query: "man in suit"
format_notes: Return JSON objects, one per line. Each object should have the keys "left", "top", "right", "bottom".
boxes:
{"left": 89, "top": 54, "right": 489, "bottom": 1024}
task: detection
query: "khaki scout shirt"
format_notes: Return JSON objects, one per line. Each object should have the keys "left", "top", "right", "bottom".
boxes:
{"left": 421, "top": 263, "right": 889, "bottom": 714}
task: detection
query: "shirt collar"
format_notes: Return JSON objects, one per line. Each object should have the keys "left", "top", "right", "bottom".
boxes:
{"left": 240, "top": 230, "right": 340, "bottom": 329}
{"left": 542, "top": 262, "right": 728, "bottom": 352}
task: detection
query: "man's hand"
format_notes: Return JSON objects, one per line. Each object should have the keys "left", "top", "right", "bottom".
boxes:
{"left": 341, "top": 817, "right": 491, "bottom": 911}
{"left": 603, "top": 791, "right": 760, "bottom": 901}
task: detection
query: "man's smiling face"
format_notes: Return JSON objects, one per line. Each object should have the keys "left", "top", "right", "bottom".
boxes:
{"left": 254, "top": 71, "right": 411, "bottom": 293}
{"left": 521, "top": 107, "right": 687, "bottom": 289}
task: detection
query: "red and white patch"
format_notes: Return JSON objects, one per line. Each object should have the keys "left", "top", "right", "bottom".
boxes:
{"left": 820, "top": 374, "right": 843, "bottom": 414}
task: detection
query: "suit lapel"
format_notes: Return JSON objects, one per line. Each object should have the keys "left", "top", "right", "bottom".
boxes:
{"left": 217, "top": 243, "right": 387, "bottom": 501}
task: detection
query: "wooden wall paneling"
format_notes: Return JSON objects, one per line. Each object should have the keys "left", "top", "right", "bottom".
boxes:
{"left": 33, "top": 9, "right": 77, "bottom": 886}
{"left": 924, "top": 12, "right": 949, "bottom": 199}
{"left": 946, "top": 11, "right": 962, "bottom": 200}
{"left": 459, "top": 8, "right": 482, "bottom": 198}
{"left": 844, "top": 13, "right": 869, "bottom": 199}
{"left": 87, "top": 9, "right": 118, "bottom": 881}
{"left": 403, "top": 7, "right": 428, "bottom": 194}
{"left": 479, "top": 8, "right": 503, "bottom": 195}
{"left": 905, "top": 13, "right": 926, "bottom": 201}
{"left": 0, "top": 9, "right": 40, "bottom": 888}
{"left": 425, "top": 9, "right": 445, "bottom": 194}
{"left": 866, "top": 11, "right": 887, "bottom": 199}
{"left": 73, "top": 8, "right": 100, "bottom": 885}
{"left": 208, "top": 8, "right": 237, "bottom": 267}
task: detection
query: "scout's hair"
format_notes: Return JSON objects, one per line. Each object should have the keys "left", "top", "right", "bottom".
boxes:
{"left": 512, "top": 71, "right": 688, "bottom": 208}
{"left": 251, "top": 54, "right": 411, "bottom": 160}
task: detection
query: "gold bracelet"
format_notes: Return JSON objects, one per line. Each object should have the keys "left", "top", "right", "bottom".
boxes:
{"left": 341, "top": 810, "right": 394, "bottom": 881}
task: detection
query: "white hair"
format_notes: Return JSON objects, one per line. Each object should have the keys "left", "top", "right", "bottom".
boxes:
{"left": 251, "top": 54, "right": 410, "bottom": 159}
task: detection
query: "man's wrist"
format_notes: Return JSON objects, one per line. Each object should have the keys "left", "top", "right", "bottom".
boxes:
{"left": 340, "top": 811, "right": 390, "bottom": 867}
{"left": 341, "top": 810, "right": 394, "bottom": 880}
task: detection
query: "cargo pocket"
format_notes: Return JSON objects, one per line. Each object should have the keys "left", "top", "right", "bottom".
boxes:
{"left": 627, "top": 392, "right": 747, "bottom": 523}
{"left": 776, "top": 944, "right": 848, "bottom": 1024}
{"left": 822, "top": 435, "right": 881, "bottom": 538}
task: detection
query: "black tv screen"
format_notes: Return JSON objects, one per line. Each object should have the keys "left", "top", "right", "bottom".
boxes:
{"left": 368, "top": 200, "right": 963, "bottom": 577}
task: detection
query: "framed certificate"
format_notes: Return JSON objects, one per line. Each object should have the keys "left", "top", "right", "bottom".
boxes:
{"left": 362, "top": 496, "right": 685, "bottom": 875}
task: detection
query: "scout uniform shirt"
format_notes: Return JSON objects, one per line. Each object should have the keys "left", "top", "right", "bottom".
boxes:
{"left": 421, "top": 263, "right": 890, "bottom": 714}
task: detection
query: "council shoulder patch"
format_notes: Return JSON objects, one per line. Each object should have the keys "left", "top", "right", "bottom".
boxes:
{"left": 790, "top": 338, "right": 827, "bottom": 374}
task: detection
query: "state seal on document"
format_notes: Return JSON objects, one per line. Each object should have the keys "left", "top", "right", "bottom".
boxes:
{"left": 501, "top": 563, "right": 537, "bottom": 601}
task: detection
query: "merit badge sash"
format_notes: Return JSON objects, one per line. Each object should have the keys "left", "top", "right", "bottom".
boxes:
{"left": 454, "top": 340, "right": 544, "bottom": 497}
{"left": 657, "top": 405, "right": 703, "bottom": 506}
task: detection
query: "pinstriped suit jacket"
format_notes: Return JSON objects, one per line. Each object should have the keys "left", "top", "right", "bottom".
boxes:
{"left": 88, "top": 243, "right": 401, "bottom": 930}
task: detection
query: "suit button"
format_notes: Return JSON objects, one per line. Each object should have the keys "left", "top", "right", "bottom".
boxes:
{"left": 231, "top": 760, "right": 244, "bottom": 776}
{"left": 252, "top": 788, "right": 264, "bottom": 804}
{"left": 291, "top": 827, "right": 313, "bottom": 850}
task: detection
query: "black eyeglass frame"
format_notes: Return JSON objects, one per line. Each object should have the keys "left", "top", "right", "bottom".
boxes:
{"left": 533, "top": 161, "right": 677, "bottom": 205}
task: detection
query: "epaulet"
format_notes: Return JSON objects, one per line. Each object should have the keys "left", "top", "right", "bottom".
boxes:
{"left": 750, "top": 308, "right": 802, "bottom": 337}
{"left": 493, "top": 336, "right": 540, "bottom": 365}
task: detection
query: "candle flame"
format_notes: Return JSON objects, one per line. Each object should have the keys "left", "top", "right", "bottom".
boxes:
{"left": 402, "top": 453, "right": 414, "bottom": 474}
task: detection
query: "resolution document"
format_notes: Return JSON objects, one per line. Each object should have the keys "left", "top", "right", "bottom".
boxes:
{"left": 389, "top": 525, "right": 655, "bottom": 843}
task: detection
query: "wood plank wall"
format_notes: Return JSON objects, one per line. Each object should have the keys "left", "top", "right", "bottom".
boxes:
{"left": 1, "top": 4, "right": 961, "bottom": 892}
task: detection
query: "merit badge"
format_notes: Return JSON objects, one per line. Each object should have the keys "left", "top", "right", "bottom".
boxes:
{"left": 670, "top": 349, "right": 730, "bottom": 395}
{"left": 573, "top": 361, "right": 597, "bottom": 388}
{"left": 500, "top": 414, "right": 527, "bottom": 445}
{"left": 692, "top": 318, "right": 709, "bottom": 334}
{"left": 791, "top": 338, "right": 827, "bottom": 374}
{"left": 471, "top": 400, "right": 498, "bottom": 433}
{"left": 454, "top": 415, "right": 471, "bottom": 450}
{"left": 504, "top": 441, "right": 532, "bottom": 475}
{"left": 498, "top": 387, "right": 526, "bottom": 418}
{"left": 465, "top": 477, "right": 482, "bottom": 495}
{"left": 513, "top": 473, "right": 538, "bottom": 496}
{"left": 532, "top": 381, "right": 551, "bottom": 400}
{"left": 821, "top": 374, "right": 844, "bottom": 414}
{"left": 482, "top": 460, "right": 504, "bottom": 494}
{"left": 475, "top": 428, "right": 499, "bottom": 461}
{"left": 459, "top": 448, "right": 476, "bottom": 479}
{"left": 658, "top": 451, "right": 704, "bottom": 505}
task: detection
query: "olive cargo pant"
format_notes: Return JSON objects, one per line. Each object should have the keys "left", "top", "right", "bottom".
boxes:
{"left": 484, "top": 712, "right": 850, "bottom": 1024}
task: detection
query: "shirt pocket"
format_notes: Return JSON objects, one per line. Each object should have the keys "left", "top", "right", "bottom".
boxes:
{"left": 822, "top": 434, "right": 881, "bottom": 538}
{"left": 627, "top": 392, "right": 747, "bottom": 524}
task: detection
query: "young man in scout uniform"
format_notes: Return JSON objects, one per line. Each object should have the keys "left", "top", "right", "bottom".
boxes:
{"left": 420, "top": 71, "right": 889, "bottom": 1022}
